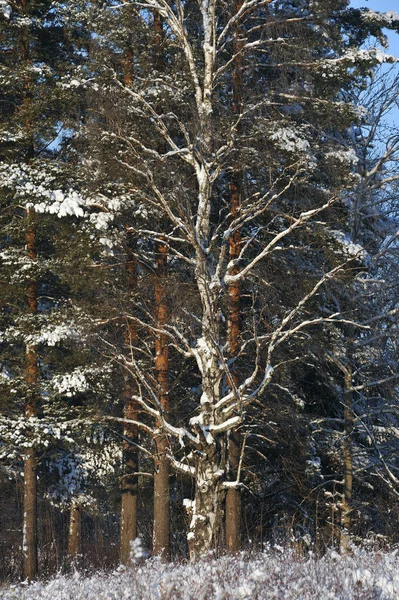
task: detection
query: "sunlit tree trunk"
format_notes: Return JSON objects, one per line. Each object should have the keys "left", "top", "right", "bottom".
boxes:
{"left": 225, "top": 0, "right": 244, "bottom": 554}
{"left": 151, "top": 11, "right": 170, "bottom": 560}
{"left": 153, "top": 235, "right": 170, "bottom": 559}
{"left": 21, "top": 0, "right": 38, "bottom": 575}
{"left": 67, "top": 498, "right": 82, "bottom": 560}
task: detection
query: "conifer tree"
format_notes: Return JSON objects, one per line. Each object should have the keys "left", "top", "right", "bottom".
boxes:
{"left": 0, "top": 0, "right": 108, "bottom": 576}
{"left": 2, "top": 0, "right": 399, "bottom": 571}
{"left": 93, "top": 0, "right": 399, "bottom": 558}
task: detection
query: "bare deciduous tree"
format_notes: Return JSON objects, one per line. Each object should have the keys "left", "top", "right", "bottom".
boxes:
{"left": 107, "top": 0, "right": 372, "bottom": 559}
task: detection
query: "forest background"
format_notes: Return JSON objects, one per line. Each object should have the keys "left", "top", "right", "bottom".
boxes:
{"left": 2, "top": 0, "right": 399, "bottom": 583}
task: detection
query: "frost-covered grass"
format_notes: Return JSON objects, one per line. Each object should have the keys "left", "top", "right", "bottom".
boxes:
{"left": 2, "top": 547, "right": 399, "bottom": 599}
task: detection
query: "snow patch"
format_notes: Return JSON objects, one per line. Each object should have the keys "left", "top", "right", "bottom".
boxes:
{"left": 3, "top": 548, "right": 399, "bottom": 599}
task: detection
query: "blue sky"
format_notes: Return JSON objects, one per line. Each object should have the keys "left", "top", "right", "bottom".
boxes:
{"left": 350, "top": 0, "right": 399, "bottom": 57}
{"left": 350, "top": 1, "right": 399, "bottom": 126}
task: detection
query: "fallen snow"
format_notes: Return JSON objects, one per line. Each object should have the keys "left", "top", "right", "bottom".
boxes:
{"left": 2, "top": 547, "right": 399, "bottom": 599}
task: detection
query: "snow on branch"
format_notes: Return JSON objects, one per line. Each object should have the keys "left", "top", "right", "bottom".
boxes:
{"left": 225, "top": 196, "right": 338, "bottom": 284}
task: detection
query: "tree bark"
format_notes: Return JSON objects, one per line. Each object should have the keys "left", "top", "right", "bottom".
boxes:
{"left": 20, "top": 0, "right": 38, "bottom": 578}
{"left": 185, "top": 1, "right": 227, "bottom": 558}
{"left": 120, "top": 361, "right": 139, "bottom": 563}
{"left": 120, "top": 378, "right": 139, "bottom": 563}
{"left": 120, "top": 237, "right": 139, "bottom": 564}
{"left": 188, "top": 450, "right": 225, "bottom": 560}
{"left": 328, "top": 353, "right": 354, "bottom": 553}
{"left": 153, "top": 236, "right": 170, "bottom": 559}
{"left": 23, "top": 209, "right": 38, "bottom": 581}
{"left": 67, "top": 498, "right": 82, "bottom": 560}
{"left": 225, "top": 0, "right": 243, "bottom": 554}
{"left": 119, "top": 35, "right": 140, "bottom": 566}
{"left": 225, "top": 430, "right": 241, "bottom": 552}
{"left": 341, "top": 366, "right": 353, "bottom": 553}
{"left": 151, "top": 11, "right": 170, "bottom": 561}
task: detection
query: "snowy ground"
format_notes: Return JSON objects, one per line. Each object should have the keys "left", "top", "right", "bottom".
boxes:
{"left": 1, "top": 547, "right": 399, "bottom": 599}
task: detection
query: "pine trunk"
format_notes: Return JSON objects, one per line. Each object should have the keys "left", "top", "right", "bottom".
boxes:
{"left": 152, "top": 12, "right": 170, "bottom": 560}
{"left": 23, "top": 210, "right": 38, "bottom": 581}
{"left": 23, "top": 447, "right": 37, "bottom": 580}
{"left": 120, "top": 239, "right": 139, "bottom": 564}
{"left": 119, "top": 39, "right": 140, "bottom": 565}
{"left": 153, "top": 237, "right": 170, "bottom": 559}
{"left": 225, "top": 0, "right": 243, "bottom": 554}
{"left": 120, "top": 388, "right": 138, "bottom": 563}
{"left": 341, "top": 367, "right": 353, "bottom": 553}
{"left": 67, "top": 499, "right": 82, "bottom": 560}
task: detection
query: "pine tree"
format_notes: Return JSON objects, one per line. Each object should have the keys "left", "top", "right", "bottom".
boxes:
{"left": 2, "top": 0, "right": 399, "bottom": 571}
{"left": 88, "top": 0, "right": 399, "bottom": 558}
{"left": 0, "top": 0, "right": 111, "bottom": 576}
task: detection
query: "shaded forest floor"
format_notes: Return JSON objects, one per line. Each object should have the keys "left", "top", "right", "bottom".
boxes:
{"left": 1, "top": 547, "right": 399, "bottom": 599}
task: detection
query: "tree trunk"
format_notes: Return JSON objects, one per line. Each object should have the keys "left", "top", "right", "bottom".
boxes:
{"left": 120, "top": 237, "right": 139, "bottom": 564}
{"left": 120, "top": 385, "right": 138, "bottom": 563}
{"left": 225, "top": 172, "right": 242, "bottom": 552}
{"left": 151, "top": 12, "right": 170, "bottom": 561}
{"left": 153, "top": 236, "right": 170, "bottom": 559}
{"left": 225, "top": 0, "right": 243, "bottom": 554}
{"left": 67, "top": 499, "right": 82, "bottom": 560}
{"left": 23, "top": 447, "right": 37, "bottom": 580}
{"left": 225, "top": 429, "right": 241, "bottom": 552}
{"left": 329, "top": 353, "right": 354, "bottom": 553}
{"left": 23, "top": 210, "right": 38, "bottom": 581}
{"left": 341, "top": 366, "right": 353, "bottom": 553}
{"left": 188, "top": 445, "right": 226, "bottom": 560}
{"left": 119, "top": 36, "right": 140, "bottom": 566}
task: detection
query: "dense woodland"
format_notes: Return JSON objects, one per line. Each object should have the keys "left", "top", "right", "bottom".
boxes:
{"left": 2, "top": 0, "right": 399, "bottom": 582}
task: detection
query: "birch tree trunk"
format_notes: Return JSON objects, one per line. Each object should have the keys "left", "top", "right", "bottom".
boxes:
{"left": 187, "top": 445, "right": 226, "bottom": 559}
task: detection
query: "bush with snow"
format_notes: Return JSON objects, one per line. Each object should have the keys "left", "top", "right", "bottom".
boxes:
{"left": 1, "top": 547, "right": 399, "bottom": 599}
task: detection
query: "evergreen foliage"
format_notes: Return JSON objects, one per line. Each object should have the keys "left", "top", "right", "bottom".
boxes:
{"left": 1, "top": 0, "right": 399, "bottom": 578}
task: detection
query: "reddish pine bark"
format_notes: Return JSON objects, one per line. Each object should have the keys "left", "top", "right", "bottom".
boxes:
{"left": 19, "top": 0, "right": 38, "bottom": 578}
{"left": 67, "top": 499, "right": 82, "bottom": 560}
{"left": 225, "top": 0, "right": 244, "bottom": 554}
{"left": 23, "top": 210, "right": 38, "bottom": 581}
{"left": 153, "top": 237, "right": 170, "bottom": 559}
